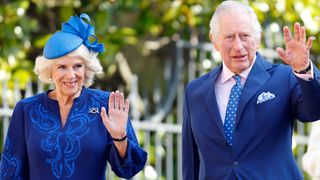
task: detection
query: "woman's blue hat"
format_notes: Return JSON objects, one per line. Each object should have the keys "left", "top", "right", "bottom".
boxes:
{"left": 43, "top": 13, "right": 104, "bottom": 59}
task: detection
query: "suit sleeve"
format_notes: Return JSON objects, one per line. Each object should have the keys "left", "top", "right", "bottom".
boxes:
{"left": 0, "top": 101, "right": 29, "bottom": 179}
{"left": 292, "top": 63, "right": 320, "bottom": 121}
{"left": 182, "top": 85, "right": 200, "bottom": 180}
{"left": 107, "top": 119, "right": 147, "bottom": 179}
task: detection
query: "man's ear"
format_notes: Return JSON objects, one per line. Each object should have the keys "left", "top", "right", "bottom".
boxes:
{"left": 256, "top": 32, "right": 262, "bottom": 48}
{"left": 209, "top": 33, "right": 219, "bottom": 51}
{"left": 256, "top": 39, "right": 261, "bottom": 48}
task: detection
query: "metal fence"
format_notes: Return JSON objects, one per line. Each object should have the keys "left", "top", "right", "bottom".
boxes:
{"left": 0, "top": 40, "right": 312, "bottom": 179}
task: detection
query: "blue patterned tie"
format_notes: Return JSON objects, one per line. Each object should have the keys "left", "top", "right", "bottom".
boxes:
{"left": 224, "top": 75, "right": 242, "bottom": 146}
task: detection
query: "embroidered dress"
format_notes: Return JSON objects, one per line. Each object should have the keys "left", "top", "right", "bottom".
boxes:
{"left": 0, "top": 88, "right": 147, "bottom": 180}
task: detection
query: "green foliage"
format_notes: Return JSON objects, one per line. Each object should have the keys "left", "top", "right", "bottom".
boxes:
{"left": 1, "top": 0, "right": 320, "bottom": 85}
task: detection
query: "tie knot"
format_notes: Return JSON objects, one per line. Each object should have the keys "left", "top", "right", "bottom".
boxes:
{"left": 233, "top": 75, "right": 241, "bottom": 84}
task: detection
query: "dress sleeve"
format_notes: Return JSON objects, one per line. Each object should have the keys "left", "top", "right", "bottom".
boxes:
{"left": 0, "top": 101, "right": 29, "bottom": 179}
{"left": 107, "top": 119, "right": 147, "bottom": 179}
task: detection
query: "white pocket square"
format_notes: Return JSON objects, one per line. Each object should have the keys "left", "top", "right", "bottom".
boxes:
{"left": 257, "top": 92, "right": 275, "bottom": 104}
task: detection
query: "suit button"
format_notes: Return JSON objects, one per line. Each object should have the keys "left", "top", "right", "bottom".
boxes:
{"left": 233, "top": 162, "right": 238, "bottom": 167}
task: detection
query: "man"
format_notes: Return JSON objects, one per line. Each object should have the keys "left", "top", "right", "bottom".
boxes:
{"left": 182, "top": 1, "right": 320, "bottom": 179}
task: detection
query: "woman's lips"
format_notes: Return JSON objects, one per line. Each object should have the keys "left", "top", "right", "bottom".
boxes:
{"left": 64, "top": 80, "right": 77, "bottom": 87}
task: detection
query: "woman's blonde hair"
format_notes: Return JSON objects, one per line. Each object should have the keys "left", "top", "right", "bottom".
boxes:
{"left": 34, "top": 44, "right": 103, "bottom": 87}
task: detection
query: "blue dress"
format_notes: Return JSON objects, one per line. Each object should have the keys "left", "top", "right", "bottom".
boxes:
{"left": 0, "top": 88, "right": 147, "bottom": 180}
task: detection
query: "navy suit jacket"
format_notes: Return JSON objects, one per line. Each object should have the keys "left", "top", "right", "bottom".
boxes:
{"left": 182, "top": 52, "right": 320, "bottom": 180}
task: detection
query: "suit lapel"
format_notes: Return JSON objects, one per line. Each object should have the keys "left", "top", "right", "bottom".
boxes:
{"left": 235, "top": 53, "right": 272, "bottom": 127}
{"left": 201, "top": 66, "right": 226, "bottom": 138}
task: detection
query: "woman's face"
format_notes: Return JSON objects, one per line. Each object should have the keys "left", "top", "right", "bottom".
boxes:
{"left": 51, "top": 56, "right": 85, "bottom": 98}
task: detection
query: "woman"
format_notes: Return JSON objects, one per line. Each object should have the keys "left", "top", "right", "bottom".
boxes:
{"left": 0, "top": 13, "right": 147, "bottom": 179}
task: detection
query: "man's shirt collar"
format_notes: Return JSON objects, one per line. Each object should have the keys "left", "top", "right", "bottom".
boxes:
{"left": 220, "top": 54, "right": 257, "bottom": 84}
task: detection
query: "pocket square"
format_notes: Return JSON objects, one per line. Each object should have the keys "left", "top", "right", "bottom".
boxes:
{"left": 257, "top": 92, "right": 275, "bottom": 104}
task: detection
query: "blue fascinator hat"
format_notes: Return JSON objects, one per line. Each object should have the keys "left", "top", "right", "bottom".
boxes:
{"left": 43, "top": 13, "right": 104, "bottom": 59}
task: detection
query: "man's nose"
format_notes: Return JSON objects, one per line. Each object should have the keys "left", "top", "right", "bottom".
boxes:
{"left": 232, "top": 36, "right": 244, "bottom": 50}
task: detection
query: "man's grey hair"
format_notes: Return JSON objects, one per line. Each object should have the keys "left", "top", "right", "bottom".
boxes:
{"left": 34, "top": 44, "right": 103, "bottom": 87}
{"left": 209, "top": 0, "right": 262, "bottom": 40}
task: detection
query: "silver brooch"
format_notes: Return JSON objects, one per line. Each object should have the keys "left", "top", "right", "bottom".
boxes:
{"left": 89, "top": 108, "right": 99, "bottom": 114}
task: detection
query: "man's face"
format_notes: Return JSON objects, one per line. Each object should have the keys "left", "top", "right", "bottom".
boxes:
{"left": 210, "top": 12, "right": 261, "bottom": 74}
